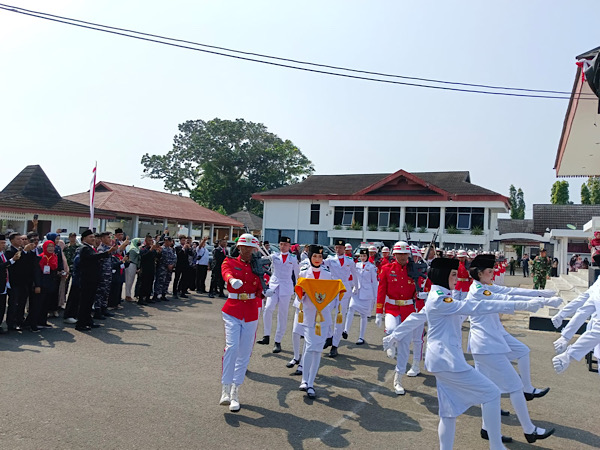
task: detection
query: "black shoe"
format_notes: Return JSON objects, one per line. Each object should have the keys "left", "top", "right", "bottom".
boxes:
{"left": 179, "top": 293, "right": 188, "bottom": 299}
{"left": 273, "top": 342, "right": 282, "bottom": 353}
{"left": 524, "top": 427, "right": 555, "bottom": 443}
{"left": 173, "top": 293, "right": 179, "bottom": 299}
{"left": 138, "top": 300, "right": 148, "bottom": 305}
{"left": 218, "top": 293, "right": 226, "bottom": 298}
{"left": 75, "top": 325, "right": 91, "bottom": 332}
{"left": 524, "top": 387, "right": 550, "bottom": 401}
{"left": 102, "top": 309, "right": 115, "bottom": 317}
{"left": 208, "top": 293, "right": 215, "bottom": 298}
{"left": 328, "top": 346, "right": 338, "bottom": 358}
{"left": 40, "top": 323, "right": 52, "bottom": 329}
{"left": 30, "top": 326, "right": 40, "bottom": 333}
{"left": 293, "top": 367, "right": 303, "bottom": 376}
{"left": 257, "top": 336, "right": 270, "bottom": 345}
{"left": 342, "top": 331, "right": 348, "bottom": 339}
{"left": 93, "top": 311, "right": 106, "bottom": 320}
{"left": 151, "top": 296, "right": 159, "bottom": 303}
{"left": 90, "top": 323, "right": 101, "bottom": 328}
{"left": 323, "top": 337, "right": 332, "bottom": 349}
{"left": 286, "top": 358, "right": 300, "bottom": 368}
{"left": 480, "top": 429, "right": 512, "bottom": 443}
{"left": 146, "top": 297, "right": 156, "bottom": 304}
{"left": 500, "top": 409, "right": 510, "bottom": 416}
{"left": 306, "top": 387, "right": 316, "bottom": 399}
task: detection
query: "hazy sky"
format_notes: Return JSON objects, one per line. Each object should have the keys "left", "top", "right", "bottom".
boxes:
{"left": 1, "top": 1, "right": 598, "bottom": 217}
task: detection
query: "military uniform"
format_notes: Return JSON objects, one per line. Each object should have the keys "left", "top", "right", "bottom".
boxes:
{"left": 532, "top": 254, "right": 551, "bottom": 289}
{"left": 452, "top": 254, "right": 471, "bottom": 301}
{"left": 153, "top": 244, "right": 177, "bottom": 300}
{"left": 93, "top": 242, "right": 113, "bottom": 314}
{"left": 344, "top": 250, "right": 377, "bottom": 344}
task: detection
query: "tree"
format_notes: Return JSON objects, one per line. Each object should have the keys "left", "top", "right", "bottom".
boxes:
{"left": 141, "top": 118, "right": 314, "bottom": 215}
{"left": 587, "top": 177, "right": 600, "bottom": 204}
{"left": 550, "top": 180, "right": 570, "bottom": 204}
{"left": 581, "top": 182, "right": 591, "bottom": 204}
{"left": 508, "top": 185, "right": 525, "bottom": 219}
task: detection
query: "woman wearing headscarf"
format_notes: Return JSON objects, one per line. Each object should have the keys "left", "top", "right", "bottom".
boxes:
{"left": 29, "top": 240, "right": 61, "bottom": 331}
{"left": 43, "top": 232, "right": 65, "bottom": 317}
{"left": 125, "top": 238, "right": 142, "bottom": 302}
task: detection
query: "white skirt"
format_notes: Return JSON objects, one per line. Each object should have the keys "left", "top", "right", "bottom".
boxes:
{"left": 349, "top": 295, "right": 373, "bottom": 316}
{"left": 434, "top": 368, "right": 500, "bottom": 418}
{"left": 473, "top": 353, "right": 523, "bottom": 393}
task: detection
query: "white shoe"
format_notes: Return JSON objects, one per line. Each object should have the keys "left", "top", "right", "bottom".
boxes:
{"left": 229, "top": 384, "right": 240, "bottom": 411}
{"left": 406, "top": 364, "right": 421, "bottom": 377}
{"left": 394, "top": 372, "right": 405, "bottom": 395}
{"left": 64, "top": 317, "right": 77, "bottom": 324}
{"left": 299, "top": 381, "right": 308, "bottom": 391}
{"left": 219, "top": 384, "right": 231, "bottom": 405}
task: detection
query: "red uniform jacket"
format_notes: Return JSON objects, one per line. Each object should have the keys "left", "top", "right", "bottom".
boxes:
{"left": 376, "top": 261, "right": 416, "bottom": 317}
{"left": 454, "top": 260, "right": 471, "bottom": 292}
{"left": 221, "top": 256, "right": 263, "bottom": 321}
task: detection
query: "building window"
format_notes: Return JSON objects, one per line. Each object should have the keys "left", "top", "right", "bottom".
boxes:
{"left": 334, "top": 207, "right": 364, "bottom": 227}
{"left": 445, "top": 207, "right": 484, "bottom": 230}
{"left": 378, "top": 211, "right": 390, "bottom": 227}
{"left": 405, "top": 207, "right": 440, "bottom": 229}
{"left": 367, "top": 207, "right": 400, "bottom": 228}
{"left": 310, "top": 204, "right": 320, "bottom": 225}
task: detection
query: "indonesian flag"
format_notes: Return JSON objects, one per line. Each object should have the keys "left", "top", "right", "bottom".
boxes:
{"left": 89, "top": 163, "right": 97, "bottom": 230}
{"left": 295, "top": 278, "right": 346, "bottom": 335}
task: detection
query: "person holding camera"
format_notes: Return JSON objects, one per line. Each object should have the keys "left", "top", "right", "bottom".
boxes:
{"left": 195, "top": 236, "right": 210, "bottom": 294}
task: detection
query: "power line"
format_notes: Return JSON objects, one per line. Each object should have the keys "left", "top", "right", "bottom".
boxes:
{"left": 0, "top": 3, "right": 595, "bottom": 100}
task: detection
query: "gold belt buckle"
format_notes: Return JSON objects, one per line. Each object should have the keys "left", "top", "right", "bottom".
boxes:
{"left": 238, "top": 293, "right": 249, "bottom": 301}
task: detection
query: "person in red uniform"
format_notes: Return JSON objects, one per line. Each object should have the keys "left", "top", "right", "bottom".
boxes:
{"left": 376, "top": 246, "right": 392, "bottom": 277}
{"left": 375, "top": 241, "right": 416, "bottom": 395}
{"left": 453, "top": 250, "right": 471, "bottom": 301}
{"left": 219, "top": 233, "right": 264, "bottom": 412}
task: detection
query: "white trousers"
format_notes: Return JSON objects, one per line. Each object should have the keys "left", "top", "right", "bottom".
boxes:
{"left": 385, "top": 314, "right": 410, "bottom": 374}
{"left": 345, "top": 308, "right": 368, "bottom": 340}
{"left": 302, "top": 325, "right": 326, "bottom": 388}
{"left": 504, "top": 333, "right": 533, "bottom": 393}
{"left": 124, "top": 262, "right": 137, "bottom": 297}
{"left": 262, "top": 291, "right": 292, "bottom": 342}
{"left": 411, "top": 323, "right": 425, "bottom": 365}
{"left": 221, "top": 312, "right": 258, "bottom": 386}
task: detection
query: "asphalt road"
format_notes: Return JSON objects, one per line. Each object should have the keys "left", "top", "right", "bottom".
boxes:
{"left": 1, "top": 276, "right": 598, "bottom": 449}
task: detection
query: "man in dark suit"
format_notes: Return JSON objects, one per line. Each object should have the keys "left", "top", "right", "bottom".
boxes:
{"left": 4, "top": 233, "right": 36, "bottom": 331}
{"left": 76, "top": 230, "right": 116, "bottom": 331}
{"left": 0, "top": 234, "right": 23, "bottom": 333}
{"left": 209, "top": 239, "right": 228, "bottom": 298}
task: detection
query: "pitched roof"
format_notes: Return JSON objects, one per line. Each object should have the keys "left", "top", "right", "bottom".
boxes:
{"left": 497, "top": 219, "right": 535, "bottom": 235}
{"left": 0, "top": 165, "right": 113, "bottom": 218}
{"left": 253, "top": 170, "right": 507, "bottom": 205}
{"left": 229, "top": 209, "right": 263, "bottom": 231}
{"left": 64, "top": 181, "right": 243, "bottom": 227}
{"left": 532, "top": 204, "right": 600, "bottom": 234}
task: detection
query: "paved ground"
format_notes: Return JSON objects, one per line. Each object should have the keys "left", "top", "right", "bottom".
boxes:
{"left": 1, "top": 276, "right": 598, "bottom": 449}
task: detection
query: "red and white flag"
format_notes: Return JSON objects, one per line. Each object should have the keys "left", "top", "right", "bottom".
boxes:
{"left": 89, "top": 163, "right": 97, "bottom": 230}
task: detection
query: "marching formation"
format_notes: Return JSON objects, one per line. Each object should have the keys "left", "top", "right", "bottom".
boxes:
{"left": 217, "top": 236, "right": 600, "bottom": 449}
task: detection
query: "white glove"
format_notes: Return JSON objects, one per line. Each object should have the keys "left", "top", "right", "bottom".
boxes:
{"left": 553, "top": 336, "right": 569, "bottom": 354}
{"left": 229, "top": 278, "right": 243, "bottom": 289}
{"left": 382, "top": 334, "right": 397, "bottom": 356}
{"left": 538, "top": 290, "right": 557, "bottom": 298}
{"left": 264, "top": 288, "right": 275, "bottom": 297}
{"left": 551, "top": 314, "right": 563, "bottom": 329}
{"left": 552, "top": 352, "right": 571, "bottom": 374}
{"left": 417, "top": 292, "right": 428, "bottom": 300}
{"left": 386, "top": 346, "right": 396, "bottom": 359}
{"left": 375, "top": 313, "right": 384, "bottom": 328}
{"left": 514, "top": 300, "right": 543, "bottom": 313}
{"left": 544, "top": 297, "right": 563, "bottom": 308}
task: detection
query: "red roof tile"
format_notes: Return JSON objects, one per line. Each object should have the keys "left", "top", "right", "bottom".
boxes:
{"left": 64, "top": 182, "right": 243, "bottom": 227}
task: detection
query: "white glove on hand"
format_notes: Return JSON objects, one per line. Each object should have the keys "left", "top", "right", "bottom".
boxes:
{"left": 538, "top": 290, "right": 557, "bottom": 298}
{"left": 544, "top": 297, "right": 563, "bottom": 308}
{"left": 417, "top": 292, "right": 428, "bottom": 300}
{"left": 514, "top": 300, "right": 543, "bottom": 313}
{"left": 375, "top": 313, "right": 384, "bottom": 328}
{"left": 382, "top": 334, "right": 397, "bottom": 357}
{"left": 553, "top": 336, "right": 569, "bottom": 354}
{"left": 229, "top": 278, "right": 243, "bottom": 289}
{"left": 264, "top": 288, "right": 275, "bottom": 297}
{"left": 551, "top": 314, "right": 563, "bottom": 329}
{"left": 552, "top": 352, "right": 571, "bottom": 374}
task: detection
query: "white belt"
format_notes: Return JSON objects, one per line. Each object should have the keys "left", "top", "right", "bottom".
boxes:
{"left": 228, "top": 293, "right": 256, "bottom": 301}
{"left": 385, "top": 297, "right": 414, "bottom": 306}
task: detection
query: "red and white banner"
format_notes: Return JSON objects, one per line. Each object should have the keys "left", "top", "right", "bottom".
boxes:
{"left": 89, "top": 163, "right": 97, "bottom": 230}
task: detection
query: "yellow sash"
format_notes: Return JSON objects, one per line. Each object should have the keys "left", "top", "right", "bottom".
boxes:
{"left": 295, "top": 278, "right": 346, "bottom": 336}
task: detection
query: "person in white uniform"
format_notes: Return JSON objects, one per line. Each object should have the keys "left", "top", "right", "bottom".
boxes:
{"left": 323, "top": 238, "right": 357, "bottom": 358}
{"left": 295, "top": 245, "right": 336, "bottom": 399}
{"left": 257, "top": 236, "right": 300, "bottom": 353}
{"left": 344, "top": 248, "right": 377, "bottom": 344}
{"left": 422, "top": 257, "right": 549, "bottom": 450}
{"left": 467, "top": 254, "right": 558, "bottom": 444}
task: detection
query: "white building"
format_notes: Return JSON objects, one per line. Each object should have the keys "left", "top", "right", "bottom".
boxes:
{"left": 253, "top": 170, "right": 509, "bottom": 249}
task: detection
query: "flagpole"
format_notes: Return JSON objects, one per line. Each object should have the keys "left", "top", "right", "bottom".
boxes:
{"left": 89, "top": 162, "right": 97, "bottom": 230}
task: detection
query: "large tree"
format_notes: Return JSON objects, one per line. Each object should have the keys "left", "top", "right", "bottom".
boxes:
{"left": 587, "top": 177, "right": 600, "bottom": 204}
{"left": 141, "top": 118, "right": 314, "bottom": 215}
{"left": 581, "top": 182, "right": 591, "bottom": 204}
{"left": 508, "top": 185, "right": 525, "bottom": 219}
{"left": 550, "top": 180, "right": 570, "bottom": 205}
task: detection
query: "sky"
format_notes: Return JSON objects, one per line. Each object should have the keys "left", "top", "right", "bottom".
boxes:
{"left": 1, "top": 1, "right": 598, "bottom": 218}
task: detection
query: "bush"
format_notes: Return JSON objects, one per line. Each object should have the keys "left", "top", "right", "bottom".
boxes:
{"left": 403, "top": 223, "right": 415, "bottom": 232}
{"left": 379, "top": 226, "right": 388, "bottom": 231}
{"left": 418, "top": 226, "right": 427, "bottom": 233}
{"left": 471, "top": 226, "right": 483, "bottom": 235}
{"left": 368, "top": 223, "right": 378, "bottom": 231}
{"left": 446, "top": 225, "right": 462, "bottom": 234}
{"left": 388, "top": 224, "right": 399, "bottom": 232}
{"left": 333, "top": 224, "right": 342, "bottom": 230}
{"left": 350, "top": 220, "right": 362, "bottom": 231}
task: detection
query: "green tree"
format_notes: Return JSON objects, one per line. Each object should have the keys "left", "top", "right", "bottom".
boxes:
{"left": 508, "top": 185, "right": 525, "bottom": 219}
{"left": 581, "top": 182, "right": 591, "bottom": 204}
{"left": 550, "top": 180, "right": 570, "bottom": 204}
{"left": 141, "top": 118, "right": 314, "bottom": 215}
{"left": 516, "top": 188, "right": 525, "bottom": 219}
{"left": 587, "top": 177, "right": 600, "bottom": 204}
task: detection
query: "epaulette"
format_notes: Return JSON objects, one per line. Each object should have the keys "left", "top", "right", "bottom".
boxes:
{"left": 299, "top": 262, "right": 310, "bottom": 270}
{"left": 321, "top": 266, "right": 330, "bottom": 272}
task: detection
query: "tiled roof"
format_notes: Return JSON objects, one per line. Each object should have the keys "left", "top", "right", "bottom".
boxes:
{"left": 229, "top": 209, "right": 263, "bottom": 231}
{"left": 497, "top": 219, "right": 535, "bottom": 235}
{"left": 254, "top": 171, "right": 504, "bottom": 199}
{"left": 64, "top": 181, "right": 243, "bottom": 227}
{"left": 0, "top": 165, "right": 113, "bottom": 218}
{"left": 532, "top": 204, "right": 600, "bottom": 234}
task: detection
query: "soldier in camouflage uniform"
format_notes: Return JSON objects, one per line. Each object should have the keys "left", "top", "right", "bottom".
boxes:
{"left": 532, "top": 248, "right": 551, "bottom": 289}
{"left": 153, "top": 236, "right": 177, "bottom": 301}
{"left": 94, "top": 232, "right": 114, "bottom": 319}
